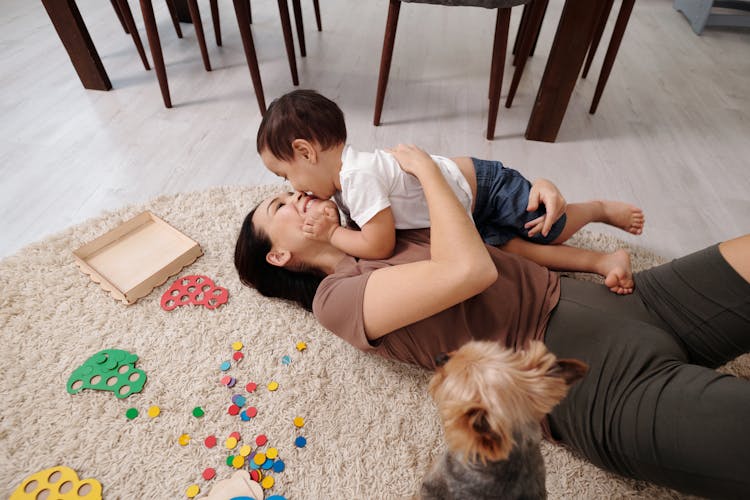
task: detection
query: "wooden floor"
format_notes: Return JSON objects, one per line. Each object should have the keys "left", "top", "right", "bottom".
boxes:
{"left": 1, "top": 0, "right": 748, "bottom": 260}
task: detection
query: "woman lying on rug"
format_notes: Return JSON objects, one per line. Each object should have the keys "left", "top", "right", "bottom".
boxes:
{"left": 234, "top": 144, "right": 750, "bottom": 498}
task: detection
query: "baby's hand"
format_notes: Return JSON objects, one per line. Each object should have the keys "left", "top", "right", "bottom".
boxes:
{"left": 387, "top": 144, "right": 437, "bottom": 176}
{"left": 525, "top": 178, "right": 567, "bottom": 237}
{"left": 303, "top": 205, "right": 340, "bottom": 242}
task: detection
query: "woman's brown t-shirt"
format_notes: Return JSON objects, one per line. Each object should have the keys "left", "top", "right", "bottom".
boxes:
{"left": 313, "top": 229, "right": 560, "bottom": 370}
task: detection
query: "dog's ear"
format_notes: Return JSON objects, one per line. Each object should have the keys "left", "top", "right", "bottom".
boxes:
{"left": 548, "top": 358, "right": 588, "bottom": 386}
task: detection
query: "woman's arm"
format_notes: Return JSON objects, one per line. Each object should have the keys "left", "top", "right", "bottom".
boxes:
{"left": 362, "top": 145, "right": 498, "bottom": 340}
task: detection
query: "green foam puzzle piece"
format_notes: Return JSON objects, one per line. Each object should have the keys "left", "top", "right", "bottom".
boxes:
{"left": 67, "top": 349, "right": 147, "bottom": 399}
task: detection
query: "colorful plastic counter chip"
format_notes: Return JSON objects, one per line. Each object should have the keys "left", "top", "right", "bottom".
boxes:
{"left": 260, "top": 476, "right": 275, "bottom": 489}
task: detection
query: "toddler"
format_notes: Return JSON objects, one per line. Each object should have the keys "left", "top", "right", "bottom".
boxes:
{"left": 256, "top": 90, "right": 644, "bottom": 294}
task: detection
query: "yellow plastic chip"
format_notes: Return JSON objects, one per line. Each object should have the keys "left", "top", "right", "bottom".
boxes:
{"left": 266, "top": 447, "right": 278, "bottom": 459}
{"left": 232, "top": 456, "right": 245, "bottom": 468}
{"left": 261, "top": 476, "right": 275, "bottom": 489}
{"left": 296, "top": 341, "right": 307, "bottom": 351}
{"left": 178, "top": 434, "right": 191, "bottom": 446}
{"left": 231, "top": 341, "right": 243, "bottom": 351}
{"left": 253, "top": 452, "right": 266, "bottom": 465}
{"left": 239, "top": 445, "right": 252, "bottom": 457}
{"left": 293, "top": 416, "right": 305, "bottom": 428}
{"left": 147, "top": 406, "right": 161, "bottom": 418}
{"left": 186, "top": 484, "right": 200, "bottom": 498}
{"left": 267, "top": 381, "right": 279, "bottom": 391}
{"left": 225, "top": 436, "right": 238, "bottom": 449}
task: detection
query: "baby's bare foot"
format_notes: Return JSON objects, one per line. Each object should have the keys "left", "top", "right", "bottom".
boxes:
{"left": 596, "top": 201, "right": 645, "bottom": 235}
{"left": 600, "top": 249, "right": 634, "bottom": 295}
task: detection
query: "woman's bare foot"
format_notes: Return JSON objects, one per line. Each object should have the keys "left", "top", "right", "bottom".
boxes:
{"left": 597, "top": 249, "right": 634, "bottom": 295}
{"left": 596, "top": 201, "right": 645, "bottom": 235}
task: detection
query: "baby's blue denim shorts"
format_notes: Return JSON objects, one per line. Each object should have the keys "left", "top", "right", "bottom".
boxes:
{"left": 471, "top": 157, "right": 567, "bottom": 246}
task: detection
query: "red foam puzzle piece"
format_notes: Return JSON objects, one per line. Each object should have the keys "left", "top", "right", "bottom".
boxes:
{"left": 161, "top": 275, "right": 229, "bottom": 311}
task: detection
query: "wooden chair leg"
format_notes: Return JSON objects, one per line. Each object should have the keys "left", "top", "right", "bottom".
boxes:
{"left": 513, "top": 0, "right": 547, "bottom": 65}
{"left": 116, "top": 0, "right": 151, "bottom": 70}
{"left": 165, "top": 0, "right": 184, "bottom": 38}
{"left": 505, "top": 0, "right": 546, "bottom": 108}
{"left": 529, "top": 0, "right": 546, "bottom": 57}
{"left": 248, "top": 0, "right": 252, "bottom": 24}
{"left": 187, "top": 0, "right": 212, "bottom": 71}
{"left": 292, "top": 0, "right": 306, "bottom": 57}
{"left": 487, "top": 8, "right": 510, "bottom": 140}
{"left": 209, "top": 0, "right": 222, "bottom": 46}
{"left": 512, "top": 3, "right": 528, "bottom": 58}
{"left": 111, "top": 0, "right": 129, "bottom": 33}
{"left": 139, "top": 0, "right": 172, "bottom": 107}
{"left": 590, "top": 0, "right": 635, "bottom": 114}
{"left": 277, "top": 0, "right": 299, "bottom": 85}
{"left": 582, "top": 0, "right": 614, "bottom": 78}
{"left": 313, "top": 0, "right": 321, "bottom": 31}
{"left": 373, "top": 0, "right": 401, "bottom": 126}
{"left": 232, "top": 0, "right": 266, "bottom": 113}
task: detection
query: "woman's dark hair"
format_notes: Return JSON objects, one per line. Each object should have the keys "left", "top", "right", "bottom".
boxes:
{"left": 256, "top": 89, "right": 347, "bottom": 161}
{"left": 234, "top": 206, "right": 325, "bottom": 311}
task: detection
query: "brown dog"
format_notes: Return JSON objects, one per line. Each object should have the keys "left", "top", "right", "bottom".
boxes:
{"left": 421, "top": 340, "right": 588, "bottom": 500}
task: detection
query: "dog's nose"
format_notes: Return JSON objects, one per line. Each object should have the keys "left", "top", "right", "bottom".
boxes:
{"left": 435, "top": 352, "right": 451, "bottom": 366}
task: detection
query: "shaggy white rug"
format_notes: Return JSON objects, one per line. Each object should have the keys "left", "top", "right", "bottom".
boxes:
{"left": 1, "top": 185, "right": 746, "bottom": 500}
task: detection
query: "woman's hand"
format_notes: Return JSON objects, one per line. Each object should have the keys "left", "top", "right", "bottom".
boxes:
{"left": 387, "top": 144, "right": 438, "bottom": 176}
{"left": 303, "top": 205, "right": 340, "bottom": 242}
{"left": 525, "top": 178, "right": 567, "bottom": 238}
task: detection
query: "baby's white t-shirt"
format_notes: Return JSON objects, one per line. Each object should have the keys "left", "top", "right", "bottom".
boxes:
{"left": 334, "top": 145, "right": 473, "bottom": 229}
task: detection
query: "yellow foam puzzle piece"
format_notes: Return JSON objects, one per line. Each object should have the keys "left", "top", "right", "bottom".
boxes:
{"left": 10, "top": 466, "right": 102, "bottom": 500}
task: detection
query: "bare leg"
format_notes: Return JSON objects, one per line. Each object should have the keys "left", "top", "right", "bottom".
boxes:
{"left": 502, "top": 238, "right": 634, "bottom": 294}
{"left": 553, "top": 200, "right": 645, "bottom": 243}
{"left": 718, "top": 234, "right": 750, "bottom": 283}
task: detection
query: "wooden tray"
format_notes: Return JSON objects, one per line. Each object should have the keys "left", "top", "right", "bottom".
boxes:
{"left": 73, "top": 211, "right": 203, "bottom": 305}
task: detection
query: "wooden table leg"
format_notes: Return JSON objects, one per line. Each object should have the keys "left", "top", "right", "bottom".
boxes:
{"left": 41, "top": 0, "right": 112, "bottom": 91}
{"left": 524, "top": 0, "right": 599, "bottom": 142}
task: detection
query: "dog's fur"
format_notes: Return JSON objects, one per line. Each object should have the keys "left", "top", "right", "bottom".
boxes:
{"left": 421, "top": 341, "right": 588, "bottom": 500}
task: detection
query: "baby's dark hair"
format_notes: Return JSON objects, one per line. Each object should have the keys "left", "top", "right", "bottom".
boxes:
{"left": 234, "top": 205, "right": 324, "bottom": 311}
{"left": 256, "top": 89, "right": 347, "bottom": 161}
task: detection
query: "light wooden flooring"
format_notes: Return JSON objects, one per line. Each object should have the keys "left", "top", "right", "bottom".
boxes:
{"left": 1, "top": 0, "right": 748, "bottom": 260}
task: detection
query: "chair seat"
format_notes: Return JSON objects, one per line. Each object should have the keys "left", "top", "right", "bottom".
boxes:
{"left": 401, "top": 0, "right": 529, "bottom": 8}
